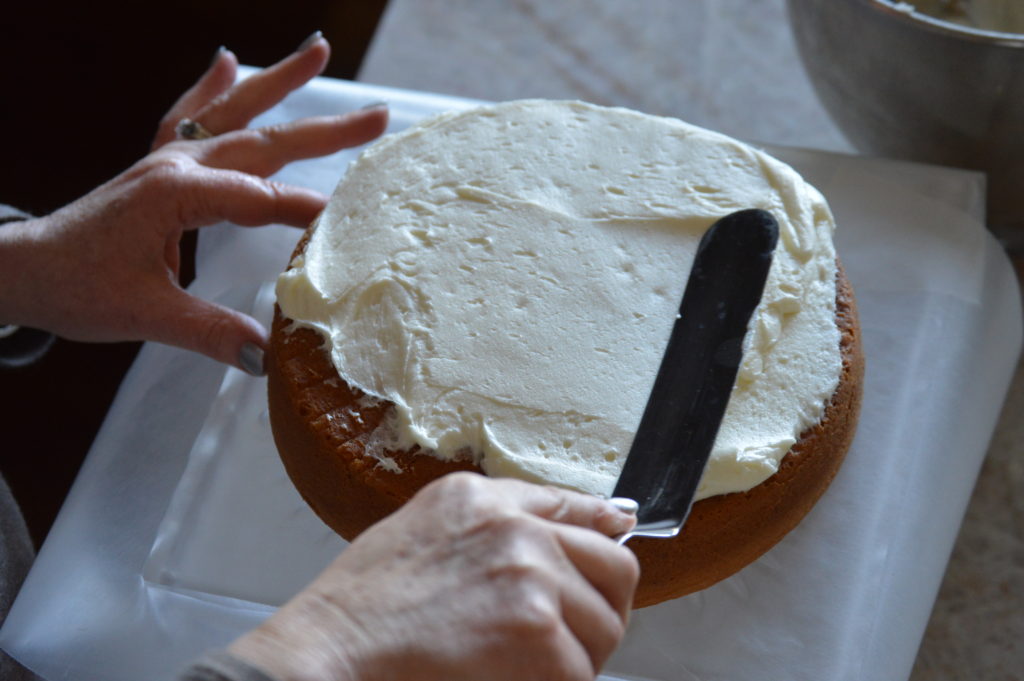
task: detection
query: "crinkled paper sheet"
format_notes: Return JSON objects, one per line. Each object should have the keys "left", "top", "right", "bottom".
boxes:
{"left": 1, "top": 73, "right": 1020, "bottom": 681}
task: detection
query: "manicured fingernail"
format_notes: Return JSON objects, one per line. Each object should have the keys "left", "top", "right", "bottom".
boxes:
{"left": 360, "top": 100, "right": 389, "bottom": 111}
{"left": 297, "top": 30, "right": 324, "bottom": 53}
{"left": 609, "top": 497, "right": 639, "bottom": 515}
{"left": 209, "top": 45, "right": 227, "bottom": 68}
{"left": 239, "top": 342, "right": 266, "bottom": 377}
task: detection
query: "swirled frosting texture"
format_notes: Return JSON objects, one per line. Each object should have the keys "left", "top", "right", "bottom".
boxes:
{"left": 276, "top": 100, "right": 841, "bottom": 499}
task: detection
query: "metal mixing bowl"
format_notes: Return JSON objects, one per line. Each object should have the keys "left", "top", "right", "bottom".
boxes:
{"left": 788, "top": 0, "right": 1024, "bottom": 249}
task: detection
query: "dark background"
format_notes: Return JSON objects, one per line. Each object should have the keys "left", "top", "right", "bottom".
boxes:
{"left": 0, "top": 0, "right": 390, "bottom": 547}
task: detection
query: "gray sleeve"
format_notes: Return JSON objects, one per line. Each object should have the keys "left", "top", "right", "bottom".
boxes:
{"left": 0, "top": 476, "right": 42, "bottom": 681}
{"left": 178, "top": 650, "right": 282, "bottom": 681}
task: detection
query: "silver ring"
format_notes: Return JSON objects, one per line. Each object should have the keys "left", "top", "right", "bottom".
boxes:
{"left": 175, "top": 118, "right": 215, "bottom": 140}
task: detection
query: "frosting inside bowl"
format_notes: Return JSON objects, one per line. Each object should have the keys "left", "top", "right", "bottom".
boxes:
{"left": 276, "top": 99, "right": 841, "bottom": 499}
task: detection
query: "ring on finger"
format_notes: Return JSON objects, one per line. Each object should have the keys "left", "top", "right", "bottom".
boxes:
{"left": 175, "top": 117, "right": 216, "bottom": 141}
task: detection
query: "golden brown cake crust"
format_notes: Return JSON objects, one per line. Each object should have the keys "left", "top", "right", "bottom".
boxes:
{"left": 626, "top": 266, "right": 863, "bottom": 606}
{"left": 267, "top": 253, "right": 863, "bottom": 608}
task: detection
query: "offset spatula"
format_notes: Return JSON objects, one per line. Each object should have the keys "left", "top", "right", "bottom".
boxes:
{"left": 614, "top": 209, "right": 778, "bottom": 544}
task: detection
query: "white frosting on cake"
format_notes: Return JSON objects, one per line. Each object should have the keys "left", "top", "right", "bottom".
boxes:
{"left": 276, "top": 99, "right": 842, "bottom": 500}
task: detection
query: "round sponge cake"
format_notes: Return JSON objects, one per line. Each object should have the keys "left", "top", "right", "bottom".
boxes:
{"left": 266, "top": 100, "right": 864, "bottom": 608}
{"left": 268, "top": 256, "right": 862, "bottom": 609}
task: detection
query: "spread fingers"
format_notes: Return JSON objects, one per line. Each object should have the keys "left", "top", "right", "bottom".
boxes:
{"left": 196, "top": 107, "right": 388, "bottom": 177}
{"left": 153, "top": 48, "right": 238, "bottom": 149}
{"left": 191, "top": 34, "right": 331, "bottom": 136}
{"left": 176, "top": 166, "right": 328, "bottom": 228}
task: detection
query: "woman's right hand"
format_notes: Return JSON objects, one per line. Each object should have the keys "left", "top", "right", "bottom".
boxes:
{"left": 228, "top": 473, "right": 639, "bottom": 681}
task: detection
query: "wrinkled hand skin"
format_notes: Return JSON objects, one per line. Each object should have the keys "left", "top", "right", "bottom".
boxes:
{"left": 228, "top": 473, "right": 640, "bottom": 681}
{"left": 0, "top": 37, "right": 387, "bottom": 372}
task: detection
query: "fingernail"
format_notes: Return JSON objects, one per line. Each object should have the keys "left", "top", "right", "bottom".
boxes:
{"left": 360, "top": 100, "right": 389, "bottom": 111}
{"left": 239, "top": 342, "right": 266, "bottom": 377}
{"left": 209, "top": 45, "right": 227, "bottom": 68}
{"left": 609, "top": 497, "right": 639, "bottom": 515}
{"left": 297, "top": 30, "right": 324, "bottom": 53}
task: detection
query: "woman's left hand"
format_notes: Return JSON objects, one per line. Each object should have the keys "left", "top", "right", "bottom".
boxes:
{"left": 0, "top": 34, "right": 387, "bottom": 374}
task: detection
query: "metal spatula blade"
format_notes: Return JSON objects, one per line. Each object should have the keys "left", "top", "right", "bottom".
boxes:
{"left": 613, "top": 209, "right": 778, "bottom": 544}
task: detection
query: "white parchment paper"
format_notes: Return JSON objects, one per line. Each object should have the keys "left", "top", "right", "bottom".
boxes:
{"left": 1, "top": 74, "right": 1020, "bottom": 681}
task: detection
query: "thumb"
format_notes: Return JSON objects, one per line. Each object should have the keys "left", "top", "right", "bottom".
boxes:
{"left": 501, "top": 479, "right": 637, "bottom": 538}
{"left": 148, "top": 287, "right": 268, "bottom": 375}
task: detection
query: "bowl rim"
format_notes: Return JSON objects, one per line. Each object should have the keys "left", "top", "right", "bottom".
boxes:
{"left": 869, "top": 0, "right": 1024, "bottom": 46}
